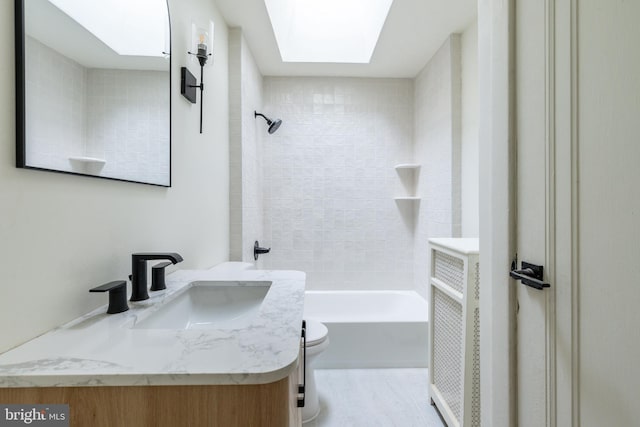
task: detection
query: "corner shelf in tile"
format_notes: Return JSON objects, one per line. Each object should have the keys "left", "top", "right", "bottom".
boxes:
{"left": 69, "top": 156, "right": 107, "bottom": 175}
{"left": 394, "top": 163, "right": 421, "bottom": 170}
{"left": 394, "top": 163, "right": 421, "bottom": 200}
{"left": 69, "top": 156, "right": 106, "bottom": 165}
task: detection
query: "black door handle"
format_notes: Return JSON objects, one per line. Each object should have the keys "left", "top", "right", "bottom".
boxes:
{"left": 510, "top": 261, "right": 550, "bottom": 290}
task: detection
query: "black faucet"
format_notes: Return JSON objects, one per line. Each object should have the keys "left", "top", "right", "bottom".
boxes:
{"left": 130, "top": 253, "right": 183, "bottom": 301}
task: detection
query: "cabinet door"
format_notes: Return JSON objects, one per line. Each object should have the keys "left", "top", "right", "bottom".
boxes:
{"left": 289, "top": 349, "right": 303, "bottom": 426}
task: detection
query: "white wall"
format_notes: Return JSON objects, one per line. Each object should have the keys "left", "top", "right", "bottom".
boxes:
{"left": 413, "top": 35, "right": 462, "bottom": 296}
{"left": 262, "top": 77, "right": 415, "bottom": 290}
{"left": 229, "top": 29, "right": 265, "bottom": 265}
{"left": 461, "top": 22, "right": 479, "bottom": 237}
{"left": 0, "top": 0, "right": 230, "bottom": 353}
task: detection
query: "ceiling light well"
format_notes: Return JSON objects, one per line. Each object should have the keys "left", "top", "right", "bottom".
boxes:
{"left": 264, "top": 0, "right": 394, "bottom": 64}
{"left": 47, "top": 0, "right": 168, "bottom": 57}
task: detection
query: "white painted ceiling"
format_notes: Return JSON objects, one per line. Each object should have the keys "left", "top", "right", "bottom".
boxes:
{"left": 216, "top": 0, "right": 477, "bottom": 78}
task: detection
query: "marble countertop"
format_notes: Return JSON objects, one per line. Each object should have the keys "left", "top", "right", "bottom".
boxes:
{"left": 0, "top": 263, "right": 306, "bottom": 388}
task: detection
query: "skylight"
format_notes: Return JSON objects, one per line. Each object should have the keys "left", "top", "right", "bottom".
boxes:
{"left": 47, "top": 0, "right": 168, "bottom": 57}
{"left": 264, "top": 0, "right": 393, "bottom": 63}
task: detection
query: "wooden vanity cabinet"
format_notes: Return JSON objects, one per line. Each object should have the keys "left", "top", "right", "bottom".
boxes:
{"left": 288, "top": 358, "right": 303, "bottom": 426}
{"left": 0, "top": 365, "right": 302, "bottom": 427}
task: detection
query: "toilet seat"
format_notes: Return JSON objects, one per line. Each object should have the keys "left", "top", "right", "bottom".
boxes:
{"left": 305, "top": 319, "right": 328, "bottom": 347}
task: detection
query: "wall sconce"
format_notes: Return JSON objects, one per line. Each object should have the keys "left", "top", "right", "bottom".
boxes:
{"left": 181, "top": 22, "right": 214, "bottom": 134}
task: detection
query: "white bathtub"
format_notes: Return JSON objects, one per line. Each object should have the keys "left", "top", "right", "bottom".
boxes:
{"left": 304, "top": 290, "right": 429, "bottom": 368}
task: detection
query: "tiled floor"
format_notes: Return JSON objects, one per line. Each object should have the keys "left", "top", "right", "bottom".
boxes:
{"left": 303, "top": 369, "right": 445, "bottom": 427}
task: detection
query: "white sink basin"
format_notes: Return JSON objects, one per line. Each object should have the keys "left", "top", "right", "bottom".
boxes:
{"left": 132, "top": 281, "right": 271, "bottom": 330}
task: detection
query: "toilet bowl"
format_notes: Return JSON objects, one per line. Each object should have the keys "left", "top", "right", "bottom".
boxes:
{"left": 302, "top": 319, "right": 329, "bottom": 423}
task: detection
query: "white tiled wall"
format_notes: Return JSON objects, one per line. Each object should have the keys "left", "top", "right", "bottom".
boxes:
{"left": 25, "top": 37, "right": 170, "bottom": 185}
{"left": 227, "top": 29, "right": 477, "bottom": 295}
{"left": 413, "top": 35, "right": 463, "bottom": 296}
{"left": 461, "top": 22, "right": 479, "bottom": 237}
{"left": 240, "top": 35, "right": 265, "bottom": 266}
{"left": 262, "top": 77, "right": 415, "bottom": 290}
{"left": 25, "top": 37, "right": 86, "bottom": 172}
{"left": 85, "top": 69, "right": 170, "bottom": 185}
{"left": 229, "top": 29, "right": 265, "bottom": 265}
{"left": 229, "top": 30, "right": 243, "bottom": 261}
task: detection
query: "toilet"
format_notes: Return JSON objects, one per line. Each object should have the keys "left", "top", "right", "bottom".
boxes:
{"left": 301, "top": 319, "right": 329, "bottom": 423}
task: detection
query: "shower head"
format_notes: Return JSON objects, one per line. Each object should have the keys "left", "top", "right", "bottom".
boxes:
{"left": 268, "top": 118, "right": 282, "bottom": 134}
{"left": 254, "top": 111, "right": 282, "bottom": 134}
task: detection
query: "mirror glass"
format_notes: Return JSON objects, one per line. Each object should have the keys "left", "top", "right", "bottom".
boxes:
{"left": 16, "top": 0, "right": 171, "bottom": 186}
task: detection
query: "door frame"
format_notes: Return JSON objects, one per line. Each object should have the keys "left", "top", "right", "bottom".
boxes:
{"left": 547, "top": 0, "right": 579, "bottom": 425}
{"left": 478, "top": 0, "right": 517, "bottom": 425}
{"left": 478, "top": 0, "right": 579, "bottom": 425}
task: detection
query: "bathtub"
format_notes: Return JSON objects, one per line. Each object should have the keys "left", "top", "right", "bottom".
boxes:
{"left": 304, "top": 290, "right": 429, "bottom": 368}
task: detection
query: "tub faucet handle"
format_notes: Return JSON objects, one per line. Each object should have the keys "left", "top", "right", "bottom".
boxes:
{"left": 254, "top": 241, "right": 271, "bottom": 260}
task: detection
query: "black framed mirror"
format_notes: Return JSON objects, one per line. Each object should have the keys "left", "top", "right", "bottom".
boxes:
{"left": 15, "top": 0, "right": 172, "bottom": 187}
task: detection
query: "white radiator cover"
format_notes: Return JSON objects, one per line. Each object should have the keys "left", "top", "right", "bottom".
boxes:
{"left": 428, "top": 238, "right": 480, "bottom": 427}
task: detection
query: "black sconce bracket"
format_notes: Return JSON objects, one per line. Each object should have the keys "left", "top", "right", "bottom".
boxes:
{"left": 181, "top": 50, "right": 212, "bottom": 134}
{"left": 180, "top": 67, "right": 198, "bottom": 103}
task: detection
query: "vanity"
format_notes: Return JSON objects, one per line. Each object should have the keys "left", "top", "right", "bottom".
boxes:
{"left": 0, "top": 264, "right": 306, "bottom": 426}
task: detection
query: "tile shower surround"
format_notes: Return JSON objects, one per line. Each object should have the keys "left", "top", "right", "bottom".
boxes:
{"left": 26, "top": 37, "right": 85, "bottom": 172}
{"left": 86, "top": 69, "right": 169, "bottom": 184}
{"left": 25, "top": 37, "right": 169, "bottom": 184}
{"left": 261, "top": 77, "right": 415, "bottom": 291}
{"left": 413, "top": 36, "right": 462, "bottom": 296}
{"left": 230, "top": 33, "right": 467, "bottom": 296}
{"left": 229, "top": 30, "right": 265, "bottom": 265}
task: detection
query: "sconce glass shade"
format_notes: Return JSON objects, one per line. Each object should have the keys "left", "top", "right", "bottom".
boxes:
{"left": 186, "top": 20, "right": 215, "bottom": 134}
{"left": 196, "top": 28, "right": 208, "bottom": 55}
{"left": 190, "top": 21, "right": 214, "bottom": 66}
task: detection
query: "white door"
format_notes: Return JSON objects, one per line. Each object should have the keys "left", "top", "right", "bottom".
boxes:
{"left": 514, "top": 1, "right": 640, "bottom": 426}
{"left": 515, "top": 0, "right": 552, "bottom": 425}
